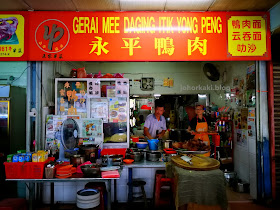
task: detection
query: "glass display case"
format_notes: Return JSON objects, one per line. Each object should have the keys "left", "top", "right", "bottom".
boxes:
{"left": 55, "top": 78, "right": 130, "bottom": 148}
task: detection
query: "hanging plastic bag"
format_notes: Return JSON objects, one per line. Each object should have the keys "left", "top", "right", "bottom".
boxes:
{"left": 102, "top": 73, "right": 113, "bottom": 78}
{"left": 93, "top": 71, "right": 103, "bottom": 78}
{"left": 77, "top": 67, "right": 87, "bottom": 78}
{"left": 113, "top": 73, "right": 124, "bottom": 78}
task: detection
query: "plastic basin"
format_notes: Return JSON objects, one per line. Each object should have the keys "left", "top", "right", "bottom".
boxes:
{"left": 136, "top": 142, "right": 148, "bottom": 149}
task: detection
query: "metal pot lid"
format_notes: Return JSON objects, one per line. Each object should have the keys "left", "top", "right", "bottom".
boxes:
{"left": 147, "top": 151, "right": 161, "bottom": 154}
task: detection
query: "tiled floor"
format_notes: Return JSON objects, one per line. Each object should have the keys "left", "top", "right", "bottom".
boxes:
{"left": 33, "top": 186, "right": 280, "bottom": 210}
{"left": 226, "top": 187, "right": 252, "bottom": 202}
{"left": 226, "top": 187, "right": 280, "bottom": 210}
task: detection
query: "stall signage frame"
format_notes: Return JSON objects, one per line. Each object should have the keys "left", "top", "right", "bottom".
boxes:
{"left": 0, "top": 11, "right": 271, "bottom": 61}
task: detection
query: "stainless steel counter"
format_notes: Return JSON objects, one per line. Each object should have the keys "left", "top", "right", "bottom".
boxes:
{"left": 123, "top": 160, "right": 166, "bottom": 168}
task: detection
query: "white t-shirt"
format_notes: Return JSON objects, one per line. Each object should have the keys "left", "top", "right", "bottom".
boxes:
{"left": 144, "top": 114, "right": 167, "bottom": 138}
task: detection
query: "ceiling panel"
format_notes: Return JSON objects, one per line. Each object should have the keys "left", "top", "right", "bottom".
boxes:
{"left": 120, "top": 0, "right": 165, "bottom": 11}
{"left": 0, "top": 0, "right": 279, "bottom": 12}
{"left": 73, "top": 0, "right": 120, "bottom": 11}
{"left": 0, "top": 0, "right": 30, "bottom": 11}
{"left": 209, "top": 0, "right": 280, "bottom": 11}
{"left": 165, "top": 0, "right": 214, "bottom": 11}
{"left": 25, "top": 0, "right": 76, "bottom": 11}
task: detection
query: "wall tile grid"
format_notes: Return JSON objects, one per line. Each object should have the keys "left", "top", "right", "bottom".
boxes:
{"left": 250, "top": 171, "right": 257, "bottom": 199}
{"left": 234, "top": 143, "right": 250, "bottom": 183}
{"left": 64, "top": 185, "right": 77, "bottom": 203}
{"left": 248, "top": 137, "right": 257, "bottom": 155}
{"left": 42, "top": 183, "right": 51, "bottom": 204}
{"left": 0, "top": 61, "right": 28, "bottom": 87}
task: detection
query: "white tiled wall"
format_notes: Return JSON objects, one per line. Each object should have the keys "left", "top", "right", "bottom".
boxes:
{"left": 233, "top": 129, "right": 257, "bottom": 199}
{"left": 248, "top": 136, "right": 257, "bottom": 199}
{"left": 234, "top": 142, "right": 250, "bottom": 183}
{"left": 42, "top": 168, "right": 162, "bottom": 204}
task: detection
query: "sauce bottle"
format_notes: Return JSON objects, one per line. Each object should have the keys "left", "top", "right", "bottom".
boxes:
{"left": 70, "top": 69, "right": 77, "bottom": 78}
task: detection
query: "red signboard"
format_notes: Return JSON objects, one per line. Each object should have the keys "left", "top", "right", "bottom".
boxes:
{"left": 0, "top": 11, "right": 271, "bottom": 61}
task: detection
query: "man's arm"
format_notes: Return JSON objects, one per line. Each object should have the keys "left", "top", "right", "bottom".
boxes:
{"left": 157, "top": 130, "right": 166, "bottom": 139}
{"left": 144, "top": 127, "right": 153, "bottom": 139}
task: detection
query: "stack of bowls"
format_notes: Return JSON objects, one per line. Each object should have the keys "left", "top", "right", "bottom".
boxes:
{"left": 76, "top": 189, "right": 100, "bottom": 209}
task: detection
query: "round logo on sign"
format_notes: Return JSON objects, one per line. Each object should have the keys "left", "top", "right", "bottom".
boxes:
{"left": 35, "top": 19, "right": 70, "bottom": 53}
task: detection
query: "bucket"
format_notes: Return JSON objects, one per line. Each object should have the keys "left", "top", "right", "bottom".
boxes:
{"left": 147, "top": 139, "right": 159, "bottom": 151}
{"left": 131, "top": 137, "right": 139, "bottom": 143}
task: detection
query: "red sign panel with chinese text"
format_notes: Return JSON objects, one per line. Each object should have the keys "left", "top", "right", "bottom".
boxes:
{"left": 0, "top": 11, "right": 271, "bottom": 61}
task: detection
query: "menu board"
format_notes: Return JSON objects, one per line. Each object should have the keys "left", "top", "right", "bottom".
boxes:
{"left": 108, "top": 97, "right": 127, "bottom": 123}
{"left": 56, "top": 80, "right": 87, "bottom": 118}
{"left": 80, "top": 118, "right": 103, "bottom": 138}
{"left": 87, "top": 98, "right": 108, "bottom": 122}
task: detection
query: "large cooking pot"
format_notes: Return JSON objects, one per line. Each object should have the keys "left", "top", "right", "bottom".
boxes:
{"left": 80, "top": 163, "right": 102, "bottom": 177}
{"left": 79, "top": 145, "right": 98, "bottom": 162}
{"left": 146, "top": 151, "right": 161, "bottom": 161}
{"left": 70, "top": 155, "right": 85, "bottom": 167}
{"left": 130, "top": 151, "right": 144, "bottom": 162}
{"left": 169, "top": 129, "right": 192, "bottom": 142}
{"left": 101, "top": 154, "right": 123, "bottom": 166}
{"left": 224, "top": 171, "right": 237, "bottom": 187}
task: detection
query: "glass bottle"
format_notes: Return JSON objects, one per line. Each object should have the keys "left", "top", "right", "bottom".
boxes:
{"left": 70, "top": 69, "right": 77, "bottom": 78}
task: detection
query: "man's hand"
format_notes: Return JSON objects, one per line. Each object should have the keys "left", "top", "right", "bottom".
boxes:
{"left": 156, "top": 130, "right": 166, "bottom": 139}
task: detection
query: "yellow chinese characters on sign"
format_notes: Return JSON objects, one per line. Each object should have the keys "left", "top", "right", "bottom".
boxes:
{"left": 121, "top": 37, "right": 141, "bottom": 56}
{"left": 188, "top": 37, "right": 207, "bottom": 56}
{"left": 89, "top": 36, "right": 109, "bottom": 56}
{"left": 0, "top": 15, "right": 24, "bottom": 57}
{"left": 228, "top": 16, "right": 266, "bottom": 56}
{"left": 155, "top": 37, "right": 175, "bottom": 56}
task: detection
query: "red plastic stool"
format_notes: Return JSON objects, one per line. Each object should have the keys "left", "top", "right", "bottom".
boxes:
{"left": 154, "top": 170, "right": 174, "bottom": 208}
{"left": 85, "top": 182, "right": 106, "bottom": 210}
{"left": 0, "top": 198, "right": 27, "bottom": 210}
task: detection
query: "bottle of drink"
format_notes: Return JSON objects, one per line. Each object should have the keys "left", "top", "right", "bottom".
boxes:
{"left": 222, "top": 121, "right": 226, "bottom": 132}
{"left": 70, "top": 69, "right": 77, "bottom": 78}
{"left": 227, "top": 123, "right": 230, "bottom": 132}
{"left": 218, "top": 121, "right": 222, "bottom": 132}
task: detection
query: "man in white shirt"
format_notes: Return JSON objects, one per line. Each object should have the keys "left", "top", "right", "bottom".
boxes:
{"left": 144, "top": 100, "right": 166, "bottom": 139}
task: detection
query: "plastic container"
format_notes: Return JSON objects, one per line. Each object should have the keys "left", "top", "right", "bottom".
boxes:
{"left": 148, "top": 139, "right": 159, "bottom": 151}
{"left": 213, "top": 135, "right": 220, "bottom": 146}
{"left": 45, "top": 167, "right": 55, "bottom": 179}
{"left": 131, "top": 136, "right": 139, "bottom": 142}
{"left": 4, "top": 157, "right": 55, "bottom": 179}
{"left": 136, "top": 142, "right": 148, "bottom": 149}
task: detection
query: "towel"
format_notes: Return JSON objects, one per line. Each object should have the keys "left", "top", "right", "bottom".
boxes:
{"left": 101, "top": 170, "right": 120, "bottom": 178}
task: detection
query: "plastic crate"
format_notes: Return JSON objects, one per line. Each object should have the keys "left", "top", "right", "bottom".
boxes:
{"left": 101, "top": 148, "right": 127, "bottom": 158}
{"left": 4, "top": 157, "right": 55, "bottom": 179}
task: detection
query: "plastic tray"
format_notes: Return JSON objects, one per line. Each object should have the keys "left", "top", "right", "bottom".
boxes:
{"left": 4, "top": 157, "right": 55, "bottom": 179}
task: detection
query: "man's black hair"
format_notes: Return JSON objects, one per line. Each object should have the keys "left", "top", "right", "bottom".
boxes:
{"left": 155, "top": 99, "right": 164, "bottom": 108}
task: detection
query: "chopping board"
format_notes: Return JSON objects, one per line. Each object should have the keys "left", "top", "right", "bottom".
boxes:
{"left": 171, "top": 155, "right": 220, "bottom": 171}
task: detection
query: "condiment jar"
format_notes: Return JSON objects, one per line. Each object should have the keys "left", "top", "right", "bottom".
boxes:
{"left": 70, "top": 69, "right": 77, "bottom": 78}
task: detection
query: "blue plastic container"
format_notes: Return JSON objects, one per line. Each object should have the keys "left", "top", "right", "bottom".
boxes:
{"left": 136, "top": 142, "right": 148, "bottom": 149}
{"left": 147, "top": 139, "right": 159, "bottom": 150}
